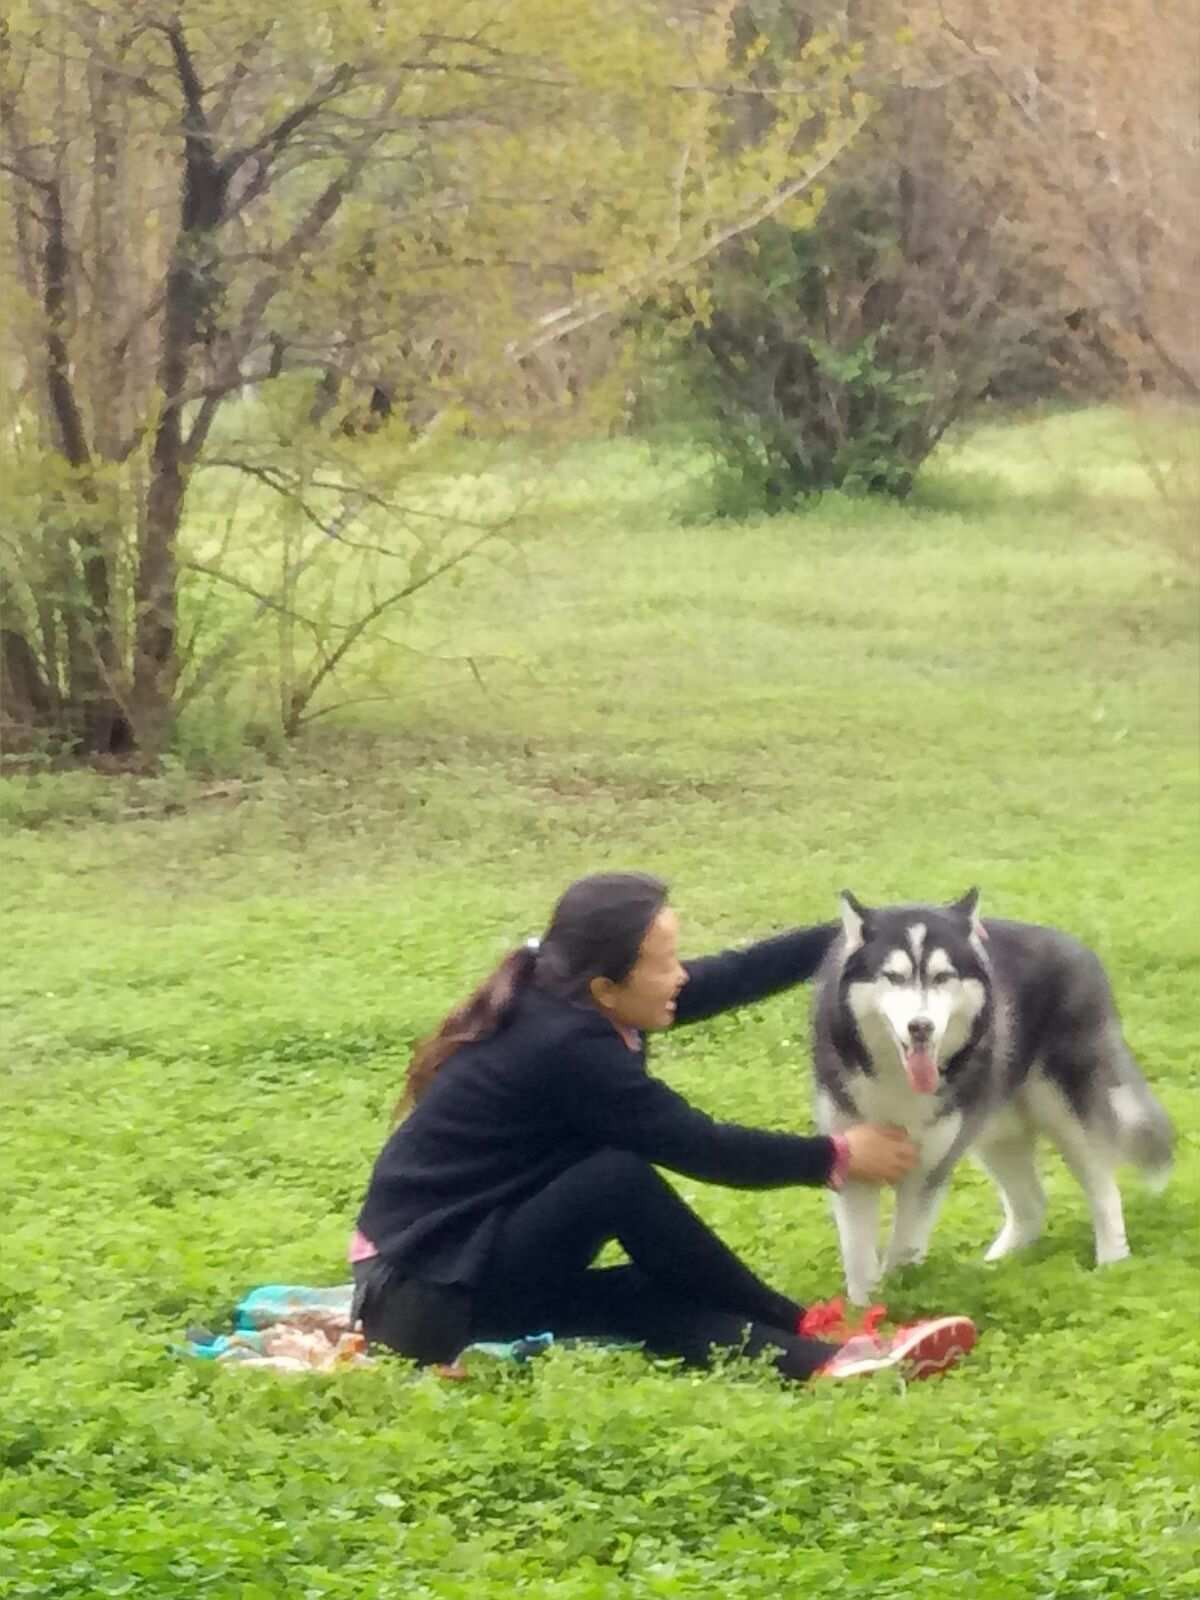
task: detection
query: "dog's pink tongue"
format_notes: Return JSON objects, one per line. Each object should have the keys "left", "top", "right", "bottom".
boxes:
{"left": 905, "top": 1047, "right": 939, "bottom": 1094}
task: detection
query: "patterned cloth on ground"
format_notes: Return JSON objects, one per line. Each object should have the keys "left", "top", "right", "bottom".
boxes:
{"left": 180, "top": 1284, "right": 555, "bottom": 1371}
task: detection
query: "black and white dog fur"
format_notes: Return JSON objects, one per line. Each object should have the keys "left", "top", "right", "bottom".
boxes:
{"left": 813, "top": 890, "right": 1175, "bottom": 1304}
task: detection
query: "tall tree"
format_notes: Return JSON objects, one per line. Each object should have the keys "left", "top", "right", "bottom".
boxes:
{"left": 0, "top": 0, "right": 864, "bottom": 757}
{"left": 924, "top": 0, "right": 1199, "bottom": 397}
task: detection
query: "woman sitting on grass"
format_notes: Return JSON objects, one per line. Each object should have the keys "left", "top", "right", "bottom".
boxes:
{"left": 350, "top": 873, "right": 977, "bottom": 1382}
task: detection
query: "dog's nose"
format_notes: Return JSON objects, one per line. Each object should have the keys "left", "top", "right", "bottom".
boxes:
{"left": 908, "top": 1017, "right": 934, "bottom": 1045}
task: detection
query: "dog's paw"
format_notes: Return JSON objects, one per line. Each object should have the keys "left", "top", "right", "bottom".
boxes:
{"left": 883, "top": 1247, "right": 927, "bottom": 1273}
{"left": 984, "top": 1226, "right": 1042, "bottom": 1263}
{"left": 845, "top": 1276, "right": 882, "bottom": 1307}
{"left": 983, "top": 1236, "right": 1011, "bottom": 1263}
{"left": 1094, "top": 1239, "right": 1131, "bottom": 1267}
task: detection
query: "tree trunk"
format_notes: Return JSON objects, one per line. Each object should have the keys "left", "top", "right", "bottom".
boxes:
{"left": 73, "top": 512, "right": 131, "bottom": 755}
{"left": 131, "top": 23, "right": 228, "bottom": 754}
{"left": 39, "top": 171, "right": 128, "bottom": 754}
{"left": 132, "top": 353, "right": 186, "bottom": 752}
{"left": 0, "top": 629, "right": 54, "bottom": 751}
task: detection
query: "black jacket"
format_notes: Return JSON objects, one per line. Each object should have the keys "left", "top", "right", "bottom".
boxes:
{"left": 356, "top": 924, "right": 838, "bottom": 1286}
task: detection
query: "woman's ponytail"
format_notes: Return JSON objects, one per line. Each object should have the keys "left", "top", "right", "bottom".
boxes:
{"left": 396, "top": 872, "right": 667, "bottom": 1120}
{"left": 397, "top": 943, "right": 539, "bottom": 1117}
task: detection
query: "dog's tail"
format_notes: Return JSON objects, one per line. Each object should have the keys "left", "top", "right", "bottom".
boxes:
{"left": 1110, "top": 1070, "right": 1175, "bottom": 1193}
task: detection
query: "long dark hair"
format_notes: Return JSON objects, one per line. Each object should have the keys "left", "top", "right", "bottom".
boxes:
{"left": 400, "top": 872, "right": 668, "bottom": 1114}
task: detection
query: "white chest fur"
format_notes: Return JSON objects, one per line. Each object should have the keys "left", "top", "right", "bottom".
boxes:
{"left": 843, "top": 1075, "right": 963, "bottom": 1177}
{"left": 850, "top": 1074, "right": 944, "bottom": 1137}
{"left": 817, "top": 1064, "right": 967, "bottom": 1303}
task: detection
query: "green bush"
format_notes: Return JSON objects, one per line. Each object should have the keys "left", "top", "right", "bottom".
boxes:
{"left": 643, "top": 221, "right": 939, "bottom": 511}
{"left": 0, "top": 770, "right": 124, "bottom": 831}
{"left": 644, "top": 92, "right": 1104, "bottom": 515}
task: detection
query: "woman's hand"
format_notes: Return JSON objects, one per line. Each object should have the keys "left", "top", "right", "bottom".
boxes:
{"left": 842, "top": 1123, "right": 918, "bottom": 1185}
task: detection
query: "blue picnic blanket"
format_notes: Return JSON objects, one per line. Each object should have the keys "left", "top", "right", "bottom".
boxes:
{"left": 182, "top": 1283, "right": 555, "bottom": 1365}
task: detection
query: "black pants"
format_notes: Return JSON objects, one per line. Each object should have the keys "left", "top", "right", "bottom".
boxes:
{"left": 357, "top": 1150, "right": 838, "bottom": 1381}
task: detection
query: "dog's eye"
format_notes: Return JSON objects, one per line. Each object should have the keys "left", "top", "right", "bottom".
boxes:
{"left": 929, "top": 971, "right": 954, "bottom": 987}
{"left": 883, "top": 972, "right": 908, "bottom": 986}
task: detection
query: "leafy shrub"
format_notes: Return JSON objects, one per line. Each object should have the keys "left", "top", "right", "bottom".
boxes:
{"left": 659, "top": 223, "right": 938, "bottom": 508}
{"left": 646, "top": 91, "right": 1107, "bottom": 514}
{"left": 0, "top": 771, "right": 124, "bottom": 830}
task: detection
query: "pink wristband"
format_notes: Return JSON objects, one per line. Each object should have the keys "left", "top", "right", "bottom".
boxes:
{"left": 827, "top": 1134, "right": 852, "bottom": 1190}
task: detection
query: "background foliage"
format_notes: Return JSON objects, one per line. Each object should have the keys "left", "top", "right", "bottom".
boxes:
{"left": 3, "top": 1, "right": 1195, "bottom": 753}
{"left": 0, "top": 0, "right": 861, "bottom": 754}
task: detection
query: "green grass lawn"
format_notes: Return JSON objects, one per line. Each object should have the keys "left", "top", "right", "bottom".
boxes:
{"left": 1, "top": 409, "right": 1197, "bottom": 1598}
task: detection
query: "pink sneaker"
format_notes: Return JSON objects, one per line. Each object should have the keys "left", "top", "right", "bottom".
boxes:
{"left": 817, "top": 1315, "right": 977, "bottom": 1381}
{"left": 797, "top": 1297, "right": 888, "bottom": 1343}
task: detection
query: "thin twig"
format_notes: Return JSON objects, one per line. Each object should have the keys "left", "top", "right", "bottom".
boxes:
{"left": 201, "top": 456, "right": 528, "bottom": 533}
{"left": 182, "top": 560, "right": 325, "bottom": 633}
{"left": 286, "top": 520, "right": 509, "bottom": 721}
{"left": 506, "top": 112, "right": 871, "bottom": 361}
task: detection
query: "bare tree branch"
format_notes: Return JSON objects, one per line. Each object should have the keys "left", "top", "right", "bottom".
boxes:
{"left": 937, "top": 6, "right": 1199, "bottom": 399}
{"left": 227, "top": 64, "right": 357, "bottom": 172}
{"left": 0, "top": 156, "right": 52, "bottom": 193}
{"left": 505, "top": 112, "right": 872, "bottom": 363}
{"left": 40, "top": 178, "right": 91, "bottom": 469}
{"left": 183, "top": 560, "right": 326, "bottom": 631}
{"left": 183, "top": 85, "right": 402, "bottom": 466}
{"left": 285, "top": 518, "right": 510, "bottom": 727}
{"left": 209, "top": 23, "right": 276, "bottom": 129}
{"left": 175, "top": 495, "right": 365, "bottom": 713}
{"left": 201, "top": 456, "right": 523, "bottom": 533}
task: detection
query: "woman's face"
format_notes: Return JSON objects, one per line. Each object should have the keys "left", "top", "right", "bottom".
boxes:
{"left": 590, "top": 907, "right": 687, "bottom": 1033}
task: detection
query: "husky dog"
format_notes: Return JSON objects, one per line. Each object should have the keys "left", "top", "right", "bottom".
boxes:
{"left": 813, "top": 889, "right": 1175, "bottom": 1304}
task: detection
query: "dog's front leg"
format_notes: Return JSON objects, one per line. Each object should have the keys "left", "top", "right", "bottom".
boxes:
{"left": 884, "top": 1170, "right": 950, "bottom": 1274}
{"left": 831, "top": 1182, "right": 882, "bottom": 1305}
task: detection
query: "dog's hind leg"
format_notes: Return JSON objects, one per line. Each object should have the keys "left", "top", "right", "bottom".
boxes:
{"left": 1062, "top": 1159, "right": 1129, "bottom": 1265}
{"left": 975, "top": 1136, "right": 1047, "bottom": 1262}
{"left": 831, "top": 1182, "right": 882, "bottom": 1306}
{"left": 1027, "top": 1077, "right": 1130, "bottom": 1266}
{"left": 1055, "top": 1142, "right": 1129, "bottom": 1266}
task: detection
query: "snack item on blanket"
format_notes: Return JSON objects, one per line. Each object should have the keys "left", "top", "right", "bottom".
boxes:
{"left": 234, "top": 1286, "right": 355, "bottom": 1334}
{"left": 254, "top": 1326, "right": 368, "bottom": 1369}
{"left": 260, "top": 1327, "right": 330, "bottom": 1363}
{"left": 269, "top": 1306, "right": 350, "bottom": 1337}
{"left": 229, "top": 1355, "right": 313, "bottom": 1372}
{"left": 211, "top": 1325, "right": 370, "bottom": 1371}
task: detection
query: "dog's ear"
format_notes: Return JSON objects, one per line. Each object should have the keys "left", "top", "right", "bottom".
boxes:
{"left": 949, "top": 886, "right": 987, "bottom": 947}
{"left": 839, "top": 890, "right": 871, "bottom": 954}
{"left": 949, "top": 887, "right": 980, "bottom": 918}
